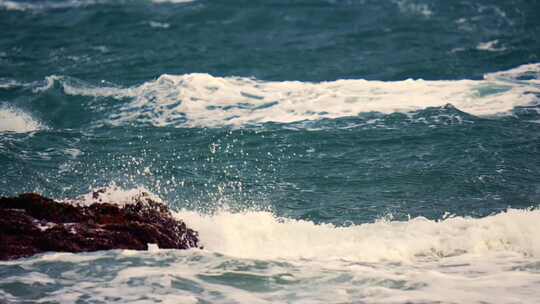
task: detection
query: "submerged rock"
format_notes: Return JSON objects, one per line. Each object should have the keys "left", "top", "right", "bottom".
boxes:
{"left": 0, "top": 192, "right": 200, "bottom": 260}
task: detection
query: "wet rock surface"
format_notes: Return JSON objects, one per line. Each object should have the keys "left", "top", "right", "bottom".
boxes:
{"left": 0, "top": 192, "right": 200, "bottom": 260}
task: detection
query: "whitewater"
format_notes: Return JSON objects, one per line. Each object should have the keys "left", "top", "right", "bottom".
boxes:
{"left": 1, "top": 62, "right": 539, "bottom": 304}
{"left": 1, "top": 187, "right": 539, "bottom": 304}
{"left": 2, "top": 0, "right": 540, "bottom": 302}
{"left": 22, "top": 63, "right": 538, "bottom": 129}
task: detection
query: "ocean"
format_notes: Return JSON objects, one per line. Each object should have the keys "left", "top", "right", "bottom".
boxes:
{"left": 1, "top": 0, "right": 540, "bottom": 303}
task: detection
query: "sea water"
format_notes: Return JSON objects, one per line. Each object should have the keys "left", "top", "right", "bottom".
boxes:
{"left": 1, "top": 1, "right": 540, "bottom": 303}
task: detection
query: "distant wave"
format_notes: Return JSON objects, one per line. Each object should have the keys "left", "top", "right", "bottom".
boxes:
{"left": 0, "top": 0, "right": 106, "bottom": 11}
{"left": 0, "top": 0, "right": 195, "bottom": 11}
{"left": 151, "top": 0, "right": 195, "bottom": 3}
{"left": 148, "top": 20, "right": 170, "bottom": 29}
{"left": 30, "top": 63, "right": 540, "bottom": 128}
{"left": 0, "top": 78, "right": 22, "bottom": 90}
{"left": 0, "top": 0, "right": 194, "bottom": 11}
{"left": 476, "top": 40, "right": 507, "bottom": 52}
{"left": 0, "top": 105, "right": 44, "bottom": 133}
{"left": 393, "top": 0, "right": 433, "bottom": 18}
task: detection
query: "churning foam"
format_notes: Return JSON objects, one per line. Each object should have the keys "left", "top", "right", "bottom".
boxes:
{"left": 50, "top": 186, "right": 540, "bottom": 263}
{"left": 176, "top": 208, "right": 540, "bottom": 263}
{"left": 47, "top": 63, "right": 540, "bottom": 128}
{"left": 6, "top": 187, "right": 540, "bottom": 303}
{"left": 0, "top": 106, "right": 43, "bottom": 133}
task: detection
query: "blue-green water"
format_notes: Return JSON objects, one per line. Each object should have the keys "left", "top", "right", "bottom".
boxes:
{"left": 1, "top": 1, "right": 540, "bottom": 303}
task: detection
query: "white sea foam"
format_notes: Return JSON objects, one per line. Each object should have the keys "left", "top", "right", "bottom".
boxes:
{"left": 485, "top": 63, "right": 540, "bottom": 83}
{"left": 33, "top": 75, "right": 63, "bottom": 93}
{"left": 0, "top": 0, "right": 28, "bottom": 11}
{"left": 0, "top": 79, "right": 21, "bottom": 90}
{"left": 394, "top": 0, "right": 433, "bottom": 17}
{"left": 60, "top": 186, "right": 540, "bottom": 263}
{"left": 4, "top": 187, "right": 540, "bottom": 304}
{"left": 63, "top": 148, "right": 82, "bottom": 158}
{"left": 148, "top": 20, "right": 171, "bottom": 29}
{"left": 0, "top": 0, "right": 104, "bottom": 11}
{"left": 66, "top": 184, "right": 164, "bottom": 206}
{"left": 0, "top": 0, "right": 194, "bottom": 11}
{"left": 176, "top": 208, "right": 540, "bottom": 263}
{"left": 476, "top": 40, "right": 506, "bottom": 52}
{"left": 6, "top": 249, "right": 540, "bottom": 304}
{"left": 0, "top": 105, "right": 44, "bottom": 133}
{"left": 47, "top": 63, "right": 540, "bottom": 128}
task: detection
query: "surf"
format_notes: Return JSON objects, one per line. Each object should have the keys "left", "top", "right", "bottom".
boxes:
{"left": 28, "top": 63, "right": 540, "bottom": 128}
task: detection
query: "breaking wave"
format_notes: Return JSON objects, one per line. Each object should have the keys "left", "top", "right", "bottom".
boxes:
{"left": 65, "top": 185, "right": 540, "bottom": 263}
{"left": 177, "top": 208, "right": 540, "bottom": 263}
{"left": 0, "top": 105, "right": 44, "bottom": 133}
{"left": 34, "top": 63, "right": 540, "bottom": 128}
{"left": 3, "top": 186, "right": 540, "bottom": 304}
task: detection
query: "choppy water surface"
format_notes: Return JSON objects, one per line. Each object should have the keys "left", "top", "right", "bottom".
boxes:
{"left": 1, "top": 0, "right": 540, "bottom": 303}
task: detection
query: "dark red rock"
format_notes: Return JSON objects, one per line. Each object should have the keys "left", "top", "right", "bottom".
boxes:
{"left": 0, "top": 192, "right": 200, "bottom": 260}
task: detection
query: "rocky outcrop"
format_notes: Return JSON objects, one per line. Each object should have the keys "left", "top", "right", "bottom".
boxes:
{"left": 0, "top": 192, "right": 200, "bottom": 260}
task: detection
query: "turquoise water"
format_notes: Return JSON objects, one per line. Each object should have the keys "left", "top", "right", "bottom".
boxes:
{"left": 1, "top": 1, "right": 540, "bottom": 303}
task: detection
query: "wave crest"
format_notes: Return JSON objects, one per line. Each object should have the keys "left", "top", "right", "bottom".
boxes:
{"left": 0, "top": 106, "right": 44, "bottom": 133}
{"left": 177, "top": 207, "right": 540, "bottom": 262}
{"left": 30, "top": 63, "right": 540, "bottom": 128}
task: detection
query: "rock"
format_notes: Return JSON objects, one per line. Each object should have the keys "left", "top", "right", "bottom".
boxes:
{"left": 0, "top": 192, "right": 200, "bottom": 260}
